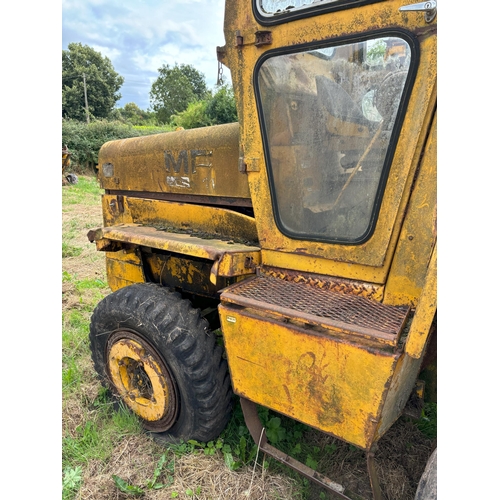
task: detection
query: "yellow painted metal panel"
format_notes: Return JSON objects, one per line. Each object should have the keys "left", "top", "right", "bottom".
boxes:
{"left": 375, "top": 350, "right": 423, "bottom": 440}
{"left": 98, "top": 122, "right": 250, "bottom": 200}
{"left": 404, "top": 244, "right": 437, "bottom": 359}
{"left": 384, "top": 112, "right": 437, "bottom": 306}
{"left": 99, "top": 224, "right": 261, "bottom": 278}
{"left": 220, "top": 304, "right": 399, "bottom": 449}
{"left": 101, "top": 195, "right": 258, "bottom": 244}
{"left": 106, "top": 251, "right": 146, "bottom": 292}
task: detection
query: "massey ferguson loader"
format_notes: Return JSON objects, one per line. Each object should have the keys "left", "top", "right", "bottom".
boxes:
{"left": 87, "top": 1, "right": 437, "bottom": 498}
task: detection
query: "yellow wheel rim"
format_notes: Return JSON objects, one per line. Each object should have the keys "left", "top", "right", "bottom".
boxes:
{"left": 106, "top": 330, "right": 178, "bottom": 431}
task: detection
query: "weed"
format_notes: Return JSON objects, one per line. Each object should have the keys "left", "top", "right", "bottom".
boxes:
{"left": 62, "top": 270, "right": 75, "bottom": 282}
{"left": 62, "top": 358, "right": 82, "bottom": 392}
{"left": 75, "top": 277, "right": 107, "bottom": 291}
{"left": 62, "top": 242, "right": 83, "bottom": 258}
{"left": 63, "top": 420, "right": 107, "bottom": 467}
{"left": 62, "top": 466, "right": 82, "bottom": 500}
{"left": 416, "top": 402, "right": 437, "bottom": 439}
{"left": 112, "top": 453, "right": 174, "bottom": 495}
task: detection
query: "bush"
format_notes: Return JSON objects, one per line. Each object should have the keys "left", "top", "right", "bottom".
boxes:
{"left": 169, "top": 85, "right": 238, "bottom": 130}
{"left": 171, "top": 100, "right": 212, "bottom": 129}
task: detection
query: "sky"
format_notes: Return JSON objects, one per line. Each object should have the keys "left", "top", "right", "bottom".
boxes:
{"left": 62, "top": 0, "right": 228, "bottom": 111}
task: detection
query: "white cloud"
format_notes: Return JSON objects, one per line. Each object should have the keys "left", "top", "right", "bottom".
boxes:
{"left": 63, "top": 0, "right": 226, "bottom": 108}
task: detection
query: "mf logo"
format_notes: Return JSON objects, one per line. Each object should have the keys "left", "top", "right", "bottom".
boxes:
{"left": 164, "top": 149, "right": 213, "bottom": 175}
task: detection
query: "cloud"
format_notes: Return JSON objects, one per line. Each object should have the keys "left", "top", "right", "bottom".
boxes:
{"left": 62, "top": 0, "right": 226, "bottom": 110}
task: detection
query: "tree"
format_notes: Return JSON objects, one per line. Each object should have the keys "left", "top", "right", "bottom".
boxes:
{"left": 206, "top": 85, "right": 238, "bottom": 124}
{"left": 62, "top": 43, "right": 124, "bottom": 121}
{"left": 149, "top": 64, "right": 208, "bottom": 124}
{"left": 113, "top": 102, "right": 156, "bottom": 125}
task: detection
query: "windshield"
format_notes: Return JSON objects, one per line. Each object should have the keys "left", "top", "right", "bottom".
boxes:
{"left": 256, "top": 36, "right": 412, "bottom": 243}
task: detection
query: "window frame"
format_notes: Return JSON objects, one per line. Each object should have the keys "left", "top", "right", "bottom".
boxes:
{"left": 253, "top": 29, "right": 420, "bottom": 245}
{"left": 253, "top": 0, "right": 386, "bottom": 26}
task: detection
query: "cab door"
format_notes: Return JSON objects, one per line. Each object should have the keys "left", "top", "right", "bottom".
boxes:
{"left": 220, "top": 0, "right": 437, "bottom": 287}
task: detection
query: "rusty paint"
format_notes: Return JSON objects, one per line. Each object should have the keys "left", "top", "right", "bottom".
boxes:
{"left": 254, "top": 30, "right": 272, "bottom": 47}
{"left": 220, "top": 302, "right": 400, "bottom": 450}
{"left": 221, "top": 274, "right": 409, "bottom": 347}
{"left": 261, "top": 266, "right": 383, "bottom": 299}
{"left": 101, "top": 195, "right": 258, "bottom": 244}
{"left": 97, "top": 122, "right": 250, "bottom": 201}
{"left": 103, "top": 189, "right": 253, "bottom": 208}
{"left": 95, "top": 223, "right": 261, "bottom": 278}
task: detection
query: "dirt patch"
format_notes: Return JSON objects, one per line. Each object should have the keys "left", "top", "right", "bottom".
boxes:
{"left": 305, "top": 417, "right": 435, "bottom": 500}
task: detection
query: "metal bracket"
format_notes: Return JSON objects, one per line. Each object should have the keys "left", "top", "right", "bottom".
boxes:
{"left": 399, "top": 1, "right": 437, "bottom": 23}
{"left": 255, "top": 30, "right": 272, "bottom": 47}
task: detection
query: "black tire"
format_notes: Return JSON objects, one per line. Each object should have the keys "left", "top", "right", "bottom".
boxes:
{"left": 65, "top": 173, "right": 78, "bottom": 184}
{"left": 89, "top": 283, "right": 232, "bottom": 443}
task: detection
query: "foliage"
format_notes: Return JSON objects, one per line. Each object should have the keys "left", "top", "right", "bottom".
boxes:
{"left": 63, "top": 43, "right": 124, "bottom": 121}
{"left": 112, "top": 454, "right": 174, "bottom": 496}
{"left": 62, "top": 466, "right": 82, "bottom": 500}
{"left": 170, "top": 84, "right": 238, "bottom": 130}
{"left": 62, "top": 119, "right": 141, "bottom": 171}
{"left": 111, "top": 102, "right": 158, "bottom": 126}
{"left": 133, "top": 124, "right": 173, "bottom": 134}
{"left": 206, "top": 85, "right": 238, "bottom": 124}
{"left": 416, "top": 402, "right": 437, "bottom": 439}
{"left": 171, "top": 100, "right": 212, "bottom": 129}
{"left": 150, "top": 64, "right": 208, "bottom": 124}
{"left": 62, "top": 116, "right": 178, "bottom": 172}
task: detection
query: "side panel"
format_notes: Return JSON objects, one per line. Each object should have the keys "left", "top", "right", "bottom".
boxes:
{"left": 101, "top": 195, "right": 258, "bottom": 244}
{"left": 106, "top": 249, "right": 146, "bottom": 291}
{"left": 98, "top": 122, "right": 250, "bottom": 201}
{"left": 384, "top": 112, "right": 437, "bottom": 306}
{"left": 220, "top": 303, "right": 399, "bottom": 449}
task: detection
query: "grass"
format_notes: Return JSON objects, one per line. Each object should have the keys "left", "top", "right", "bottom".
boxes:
{"left": 62, "top": 174, "right": 436, "bottom": 500}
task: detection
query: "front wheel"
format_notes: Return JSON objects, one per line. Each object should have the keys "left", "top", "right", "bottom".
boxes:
{"left": 89, "top": 283, "right": 232, "bottom": 443}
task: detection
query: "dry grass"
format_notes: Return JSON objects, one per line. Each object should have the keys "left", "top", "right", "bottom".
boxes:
{"left": 304, "top": 417, "right": 435, "bottom": 500}
{"left": 80, "top": 437, "right": 299, "bottom": 500}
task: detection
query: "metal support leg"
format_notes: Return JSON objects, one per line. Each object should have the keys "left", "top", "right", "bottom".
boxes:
{"left": 367, "top": 448, "right": 385, "bottom": 500}
{"left": 239, "top": 397, "right": 363, "bottom": 500}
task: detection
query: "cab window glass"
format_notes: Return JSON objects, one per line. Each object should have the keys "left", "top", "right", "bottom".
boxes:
{"left": 259, "top": 0, "right": 342, "bottom": 16}
{"left": 256, "top": 36, "right": 412, "bottom": 243}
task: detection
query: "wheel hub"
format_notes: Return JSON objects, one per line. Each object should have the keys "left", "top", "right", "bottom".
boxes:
{"left": 106, "top": 330, "right": 179, "bottom": 432}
